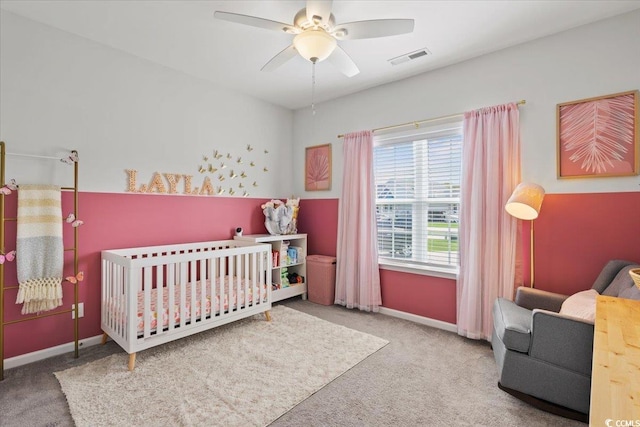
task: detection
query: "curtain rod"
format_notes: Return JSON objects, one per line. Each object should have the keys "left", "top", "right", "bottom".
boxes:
{"left": 337, "top": 99, "right": 526, "bottom": 138}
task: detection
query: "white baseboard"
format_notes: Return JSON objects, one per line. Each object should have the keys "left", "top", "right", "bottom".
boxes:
{"left": 379, "top": 306, "right": 457, "bottom": 333}
{"left": 4, "top": 310, "right": 455, "bottom": 370}
{"left": 4, "top": 334, "right": 104, "bottom": 370}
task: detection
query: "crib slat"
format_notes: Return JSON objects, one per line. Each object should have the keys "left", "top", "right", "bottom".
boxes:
{"left": 257, "top": 252, "right": 262, "bottom": 305}
{"left": 228, "top": 255, "right": 234, "bottom": 312}
{"left": 207, "top": 258, "right": 216, "bottom": 320}
{"left": 190, "top": 260, "right": 197, "bottom": 324}
{"left": 233, "top": 254, "right": 239, "bottom": 311}
{"left": 255, "top": 252, "right": 260, "bottom": 306}
{"left": 156, "top": 265, "right": 164, "bottom": 336}
{"left": 220, "top": 255, "right": 226, "bottom": 316}
{"left": 179, "top": 261, "right": 187, "bottom": 329}
{"left": 143, "top": 266, "right": 152, "bottom": 338}
{"left": 115, "top": 263, "right": 121, "bottom": 338}
{"left": 200, "top": 257, "right": 206, "bottom": 322}
{"left": 112, "top": 263, "right": 119, "bottom": 336}
{"left": 102, "top": 260, "right": 108, "bottom": 331}
{"left": 236, "top": 253, "right": 241, "bottom": 310}
{"left": 168, "top": 263, "right": 175, "bottom": 332}
{"left": 214, "top": 258, "right": 222, "bottom": 316}
{"left": 263, "top": 250, "right": 268, "bottom": 304}
{"left": 243, "top": 253, "right": 248, "bottom": 308}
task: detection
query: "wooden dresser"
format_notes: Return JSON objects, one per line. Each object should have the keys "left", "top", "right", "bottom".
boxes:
{"left": 590, "top": 295, "right": 640, "bottom": 426}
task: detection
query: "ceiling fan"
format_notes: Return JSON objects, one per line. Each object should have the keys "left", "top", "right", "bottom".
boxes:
{"left": 214, "top": 0, "right": 415, "bottom": 77}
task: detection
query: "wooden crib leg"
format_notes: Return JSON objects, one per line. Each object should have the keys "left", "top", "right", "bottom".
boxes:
{"left": 101, "top": 333, "right": 109, "bottom": 345}
{"left": 128, "top": 353, "right": 136, "bottom": 371}
{"left": 264, "top": 310, "right": 272, "bottom": 322}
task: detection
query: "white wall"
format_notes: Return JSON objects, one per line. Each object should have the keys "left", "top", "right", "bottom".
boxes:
{"left": 0, "top": 11, "right": 293, "bottom": 198}
{"left": 293, "top": 10, "right": 640, "bottom": 197}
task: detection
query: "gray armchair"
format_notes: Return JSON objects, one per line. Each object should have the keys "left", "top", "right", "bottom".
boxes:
{"left": 491, "top": 260, "right": 640, "bottom": 421}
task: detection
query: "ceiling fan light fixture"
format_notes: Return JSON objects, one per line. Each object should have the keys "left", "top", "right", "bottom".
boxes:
{"left": 293, "top": 29, "right": 337, "bottom": 63}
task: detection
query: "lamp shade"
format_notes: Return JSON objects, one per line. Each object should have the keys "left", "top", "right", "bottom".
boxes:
{"left": 505, "top": 182, "right": 545, "bottom": 220}
{"left": 293, "top": 29, "right": 337, "bottom": 63}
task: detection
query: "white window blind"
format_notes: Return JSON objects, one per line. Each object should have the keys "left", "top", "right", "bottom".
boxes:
{"left": 373, "top": 121, "right": 462, "bottom": 271}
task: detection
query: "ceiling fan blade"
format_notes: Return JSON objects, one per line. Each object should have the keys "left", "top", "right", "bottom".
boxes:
{"left": 333, "top": 19, "right": 415, "bottom": 40}
{"left": 327, "top": 46, "right": 359, "bottom": 77}
{"left": 214, "top": 11, "right": 296, "bottom": 33}
{"left": 261, "top": 45, "right": 298, "bottom": 72}
{"left": 306, "top": 0, "right": 333, "bottom": 26}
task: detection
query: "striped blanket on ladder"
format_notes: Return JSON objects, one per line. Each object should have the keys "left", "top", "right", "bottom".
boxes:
{"left": 15, "top": 185, "right": 64, "bottom": 314}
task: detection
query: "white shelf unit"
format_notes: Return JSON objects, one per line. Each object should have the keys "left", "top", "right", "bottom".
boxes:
{"left": 234, "top": 233, "right": 307, "bottom": 303}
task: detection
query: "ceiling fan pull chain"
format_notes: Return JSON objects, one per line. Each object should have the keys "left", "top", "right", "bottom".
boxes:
{"left": 311, "top": 60, "right": 317, "bottom": 116}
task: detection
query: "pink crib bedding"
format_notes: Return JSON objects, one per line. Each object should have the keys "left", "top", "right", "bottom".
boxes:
{"left": 108, "top": 276, "right": 268, "bottom": 335}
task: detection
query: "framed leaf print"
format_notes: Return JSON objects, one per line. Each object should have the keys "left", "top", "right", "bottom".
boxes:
{"left": 557, "top": 90, "right": 639, "bottom": 178}
{"left": 305, "top": 143, "right": 331, "bottom": 191}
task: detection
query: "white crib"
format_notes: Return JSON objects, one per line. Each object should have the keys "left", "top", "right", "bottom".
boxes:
{"left": 101, "top": 240, "right": 272, "bottom": 370}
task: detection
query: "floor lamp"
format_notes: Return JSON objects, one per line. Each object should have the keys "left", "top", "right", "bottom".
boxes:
{"left": 505, "top": 182, "right": 545, "bottom": 288}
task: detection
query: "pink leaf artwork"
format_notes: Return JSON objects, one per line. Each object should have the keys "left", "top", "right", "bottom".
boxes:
{"left": 558, "top": 91, "right": 638, "bottom": 178}
{"left": 305, "top": 144, "right": 331, "bottom": 191}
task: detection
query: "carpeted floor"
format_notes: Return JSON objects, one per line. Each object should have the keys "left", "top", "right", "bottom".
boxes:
{"left": 0, "top": 300, "right": 583, "bottom": 427}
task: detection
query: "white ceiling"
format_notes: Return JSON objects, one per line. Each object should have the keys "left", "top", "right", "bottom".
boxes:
{"left": 2, "top": 1, "right": 639, "bottom": 110}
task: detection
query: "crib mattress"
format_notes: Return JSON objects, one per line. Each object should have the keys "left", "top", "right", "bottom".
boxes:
{"left": 107, "top": 276, "right": 268, "bottom": 335}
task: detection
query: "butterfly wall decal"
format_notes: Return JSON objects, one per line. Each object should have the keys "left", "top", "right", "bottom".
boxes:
{"left": 247, "top": 144, "right": 254, "bottom": 152}
{"left": 60, "top": 152, "right": 79, "bottom": 165}
{"left": 0, "top": 179, "right": 17, "bottom": 195}
{"left": 213, "top": 150, "right": 222, "bottom": 160}
{"left": 208, "top": 164, "right": 217, "bottom": 173}
{"left": 65, "top": 271, "right": 84, "bottom": 284}
{"left": 65, "top": 213, "right": 84, "bottom": 227}
{"left": 0, "top": 250, "right": 16, "bottom": 264}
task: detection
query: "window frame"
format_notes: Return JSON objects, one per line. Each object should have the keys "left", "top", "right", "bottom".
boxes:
{"left": 373, "top": 120, "right": 463, "bottom": 279}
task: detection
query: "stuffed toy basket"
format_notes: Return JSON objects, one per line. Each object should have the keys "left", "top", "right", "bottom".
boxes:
{"left": 630, "top": 268, "right": 640, "bottom": 290}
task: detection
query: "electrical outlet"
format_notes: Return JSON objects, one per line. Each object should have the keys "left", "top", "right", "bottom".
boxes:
{"left": 71, "top": 302, "right": 84, "bottom": 319}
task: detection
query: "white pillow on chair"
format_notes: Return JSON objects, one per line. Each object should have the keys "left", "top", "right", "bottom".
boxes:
{"left": 559, "top": 289, "right": 599, "bottom": 323}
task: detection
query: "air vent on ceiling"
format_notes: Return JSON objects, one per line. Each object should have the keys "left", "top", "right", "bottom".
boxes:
{"left": 388, "top": 48, "right": 431, "bottom": 66}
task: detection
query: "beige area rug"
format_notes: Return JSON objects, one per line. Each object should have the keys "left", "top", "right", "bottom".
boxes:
{"left": 55, "top": 305, "right": 388, "bottom": 427}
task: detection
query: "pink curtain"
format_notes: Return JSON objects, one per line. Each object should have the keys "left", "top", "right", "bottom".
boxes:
{"left": 457, "top": 103, "right": 521, "bottom": 340}
{"left": 335, "top": 130, "right": 382, "bottom": 312}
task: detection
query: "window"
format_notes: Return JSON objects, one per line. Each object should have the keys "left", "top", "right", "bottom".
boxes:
{"left": 373, "top": 121, "right": 462, "bottom": 273}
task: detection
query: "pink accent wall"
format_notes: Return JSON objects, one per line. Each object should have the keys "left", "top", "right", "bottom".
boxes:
{"left": 380, "top": 269, "right": 457, "bottom": 324}
{"left": 3, "top": 191, "right": 639, "bottom": 359}
{"left": 2, "top": 192, "right": 269, "bottom": 358}
{"left": 297, "top": 199, "right": 338, "bottom": 257}
{"left": 533, "top": 192, "right": 640, "bottom": 295}
{"left": 299, "top": 192, "right": 640, "bottom": 325}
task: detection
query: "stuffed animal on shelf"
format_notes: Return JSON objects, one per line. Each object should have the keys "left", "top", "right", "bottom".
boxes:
{"left": 261, "top": 199, "right": 294, "bottom": 235}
